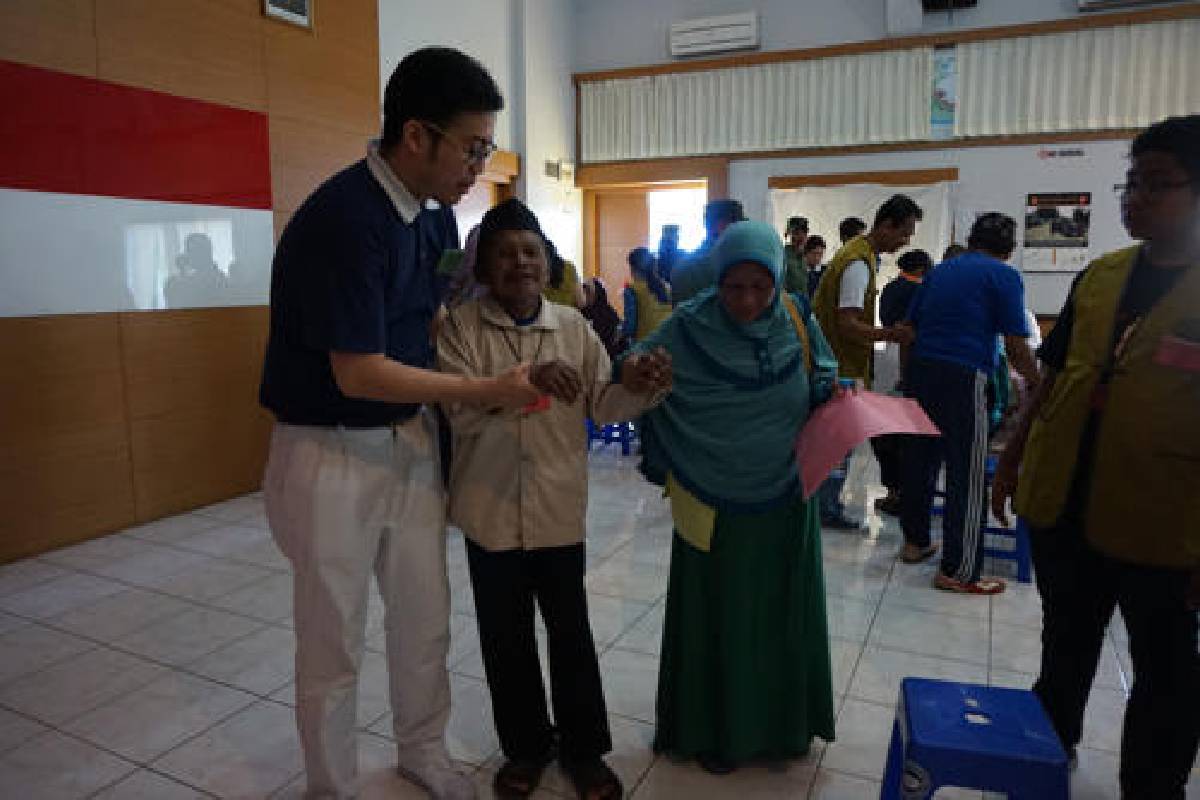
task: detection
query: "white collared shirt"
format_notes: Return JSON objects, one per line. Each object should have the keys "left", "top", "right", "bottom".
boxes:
{"left": 365, "top": 139, "right": 422, "bottom": 224}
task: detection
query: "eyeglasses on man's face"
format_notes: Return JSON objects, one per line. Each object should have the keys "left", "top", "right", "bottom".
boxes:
{"left": 421, "top": 121, "right": 497, "bottom": 166}
{"left": 1113, "top": 179, "right": 1195, "bottom": 200}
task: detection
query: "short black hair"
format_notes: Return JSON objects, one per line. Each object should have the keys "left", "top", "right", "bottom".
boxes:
{"left": 704, "top": 200, "right": 745, "bottom": 233}
{"left": 786, "top": 216, "right": 809, "bottom": 234}
{"left": 803, "top": 235, "right": 826, "bottom": 253}
{"left": 382, "top": 47, "right": 504, "bottom": 152}
{"left": 942, "top": 244, "right": 967, "bottom": 261}
{"left": 897, "top": 249, "right": 933, "bottom": 274}
{"left": 967, "top": 213, "right": 1018, "bottom": 258}
{"left": 838, "top": 217, "right": 867, "bottom": 241}
{"left": 1130, "top": 114, "right": 1200, "bottom": 185}
{"left": 874, "top": 195, "right": 924, "bottom": 229}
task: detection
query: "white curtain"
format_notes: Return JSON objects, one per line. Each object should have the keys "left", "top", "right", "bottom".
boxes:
{"left": 580, "top": 48, "right": 932, "bottom": 162}
{"left": 957, "top": 19, "right": 1200, "bottom": 137}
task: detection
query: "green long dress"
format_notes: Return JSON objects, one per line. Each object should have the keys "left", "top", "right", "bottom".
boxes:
{"left": 623, "top": 220, "right": 840, "bottom": 765}
{"left": 653, "top": 495, "right": 835, "bottom": 761}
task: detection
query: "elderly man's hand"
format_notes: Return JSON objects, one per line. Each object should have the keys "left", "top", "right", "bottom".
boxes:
{"left": 530, "top": 360, "right": 583, "bottom": 404}
{"left": 623, "top": 347, "right": 673, "bottom": 395}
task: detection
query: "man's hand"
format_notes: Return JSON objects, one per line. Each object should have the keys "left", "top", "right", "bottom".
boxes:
{"left": 490, "top": 363, "right": 542, "bottom": 408}
{"left": 891, "top": 323, "right": 915, "bottom": 346}
{"left": 623, "top": 347, "right": 673, "bottom": 395}
{"left": 529, "top": 360, "right": 584, "bottom": 404}
{"left": 991, "top": 448, "right": 1020, "bottom": 528}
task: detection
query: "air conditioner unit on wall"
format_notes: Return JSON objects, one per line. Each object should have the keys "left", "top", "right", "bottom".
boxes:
{"left": 669, "top": 12, "right": 759, "bottom": 58}
{"left": 1078, "top": 0, "right": 1169, "bottom": 10}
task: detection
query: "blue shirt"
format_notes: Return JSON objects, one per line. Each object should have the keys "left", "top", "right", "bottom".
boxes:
{"left": 670, "top": 239, "right": 716, "bottom": 306}
{"left": 907, "top": 252, "right": 1030, "bottom": 373}
{"left": 259, "top": 159, "right": 459, "bottom": 427}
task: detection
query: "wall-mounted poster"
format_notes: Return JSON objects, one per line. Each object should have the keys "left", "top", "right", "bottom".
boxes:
{"left": 1023, "top": 192, "right": 1091, "bottom": 272}
{"left": 930, "top": 47, "right": 956, "bottom": 141}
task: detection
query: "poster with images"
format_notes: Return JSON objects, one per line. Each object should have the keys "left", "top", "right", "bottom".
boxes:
{"left": 1022, "top": 192, "right": 1091, "bottom": 272}
{"left": 930, "top": 47, "right": 956, "bottom": 141}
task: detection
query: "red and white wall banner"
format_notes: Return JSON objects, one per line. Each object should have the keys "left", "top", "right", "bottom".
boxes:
{"left": 0, "top": 59, "right": 275, "bottom": 316}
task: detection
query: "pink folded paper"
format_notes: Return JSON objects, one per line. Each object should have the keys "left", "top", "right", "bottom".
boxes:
{"left": 796, "top": 391, "right": 940, "bottom": 500}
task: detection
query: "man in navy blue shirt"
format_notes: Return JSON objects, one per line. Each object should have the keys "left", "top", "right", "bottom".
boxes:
{"left": 900, "top": 214, "right": 1039, "bottom": 593}
{"left": 259, "top": 47, "right": 537, "bottom": 800}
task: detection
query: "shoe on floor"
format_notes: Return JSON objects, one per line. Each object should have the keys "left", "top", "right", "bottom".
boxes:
{"left": 560, "top": 756, "right": 624, "bottom": 799}
{"left": 821, "top": 514, "right": 860, "bottom": 530}
{"left": 397, "top": 749, "right": 476, "bottom": 800}
{"left": 900, "top": 542, "right": 939, "bottom": 564}
{"left": 874, "top": 494, "right": 901, "bottom": 516}
{"left": 932, "top": 572, "right": 1006, "bottom": 595}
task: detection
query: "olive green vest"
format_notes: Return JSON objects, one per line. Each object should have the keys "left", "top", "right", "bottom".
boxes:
{"left": 1014, "top": 246, "right": 1200, "bottom": 568}
{"left": 812, "top": 235, "right": 878, "bottom": 386}
{"left": 630, "top": 278, "right": 672, "bottom": 340}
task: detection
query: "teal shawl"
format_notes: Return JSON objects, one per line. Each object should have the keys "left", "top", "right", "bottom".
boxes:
{"left": 624, "top": 221, "right": 838, "bottom": 512}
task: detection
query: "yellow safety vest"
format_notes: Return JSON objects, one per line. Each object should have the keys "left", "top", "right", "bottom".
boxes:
{"left": 1014, "top": 246, "right": 1200, "bottom": 567}
{"left": 630, "top": 278, "right": 672, "bottom": 340}
{"left": 812, "top": 235, "right": 878, "bottom": 386}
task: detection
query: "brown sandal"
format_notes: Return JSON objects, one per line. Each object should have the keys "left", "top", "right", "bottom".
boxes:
{"left": 562, "top": 757, "right": 623, "bottom": 800}
{"left": 494, "top": 752, "right": 556, "bottom": 799}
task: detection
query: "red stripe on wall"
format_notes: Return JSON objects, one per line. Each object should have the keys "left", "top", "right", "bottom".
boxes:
{"left": 0, "top": 60, "right": 272, "bottom": 210}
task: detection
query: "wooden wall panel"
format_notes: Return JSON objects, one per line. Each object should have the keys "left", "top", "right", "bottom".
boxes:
{"left": 0, "top": 315, "right": 135, "bottom": 562}
{"left": 264, "top": 0, "right": 379, "bottom": 134}
{"left": 269, "top": 115, "right": 371, "bottom": 215}
{"left": 595, "top": 192, "right": 649, "bottom": 308}
{"left": 120, "top": 307, "right": 272, "bottom": 521}
{"left": 0, "top": 0, "right": 98, "bottom": 78}
{"left": 95, "top": 0, "right": 268, "bottom": 111}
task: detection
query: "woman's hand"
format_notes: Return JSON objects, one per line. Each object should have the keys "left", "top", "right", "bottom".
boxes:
{"left": 623, "top": 347, "right": 673, "bottom": 395}
{"left": 529, "top": 360, "right": 583, "bottom": 404}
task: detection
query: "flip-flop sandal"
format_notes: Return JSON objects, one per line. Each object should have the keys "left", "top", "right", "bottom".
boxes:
{"left": 562, "top": 757, "right": 623, "bottom": 800}
{"left": 933, "top": 573, "right": 1006, "bottom": 594}
{"left": 494, "top": 751, "right": 556, "bottom": 799}
{"left": 900, "top": 544, "right": 939, "bottom": 564}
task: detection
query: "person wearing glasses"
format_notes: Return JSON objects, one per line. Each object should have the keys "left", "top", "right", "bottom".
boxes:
{"left": 993, "top": 114, "right": 1200, "bottom": 799}
{"left": 259, "top": 47, "right": 538, "bottom": 800}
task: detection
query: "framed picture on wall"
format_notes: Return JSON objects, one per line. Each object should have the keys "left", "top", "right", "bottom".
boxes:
{"left": 264, "top": 0, "right": 312, "bottom": 29}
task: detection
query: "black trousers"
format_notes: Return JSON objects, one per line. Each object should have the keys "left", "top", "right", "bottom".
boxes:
{"left": 1030, "top": 516, "right": 1199, "bottom": 799}
{"left": 870, "top": 434, "right": 906, "bottom": 495}
{"left": 900, "top": 358, "right": 990, "bottom": 581}
{"left": 466, "top": 540, "right": 612, "bottom": 763}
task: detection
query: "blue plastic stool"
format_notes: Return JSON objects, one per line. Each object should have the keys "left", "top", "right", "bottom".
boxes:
{"left": 983, "top": 517, "right": 1033, "bottom": 583}
{"left": 586, "top": 420, "right": 638, "bottom": 456}
{"left": 880, "top": 678, "right": 1068, "bottom": 799}
{"left": 930, "top": 456, "right": 1032, "bottom": 583}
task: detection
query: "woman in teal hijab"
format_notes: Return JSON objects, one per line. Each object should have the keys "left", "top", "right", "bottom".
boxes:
{"left": 621, "top": 219, "right": 838, "bottom": 774}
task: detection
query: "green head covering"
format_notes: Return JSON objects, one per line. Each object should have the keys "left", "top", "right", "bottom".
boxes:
{"left": 713, "top": 219, "right": 786, "bottom": 288}
{"left": 626, "top": 221, "right": 839, "bottom": 510}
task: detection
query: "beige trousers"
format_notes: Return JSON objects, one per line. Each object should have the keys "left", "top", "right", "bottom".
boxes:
{"left": 263, "top": 411, "right": 451, "bottom": 798}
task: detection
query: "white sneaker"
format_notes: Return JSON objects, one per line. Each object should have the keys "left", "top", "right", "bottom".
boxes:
{"left": 396, "top": 750, "right": 476, "bottom": 800}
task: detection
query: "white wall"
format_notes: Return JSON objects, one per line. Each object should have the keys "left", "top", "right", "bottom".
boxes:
{"left": 520, "top": 0, "right": 583, "bottom": 262}
{"left": 378, "top": 0, "right": 520, "bottom": 149}
{"left": 377, "top": 0, "right": 580, "bottom": 260}
{"left": 572, "top": 0, "right": 1189, "bottom": 72}
{"left": 729, "top": 138, "right": 1135, "bottom": 314}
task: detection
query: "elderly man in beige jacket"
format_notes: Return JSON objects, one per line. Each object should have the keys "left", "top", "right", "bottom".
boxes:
{"left": 437, "top": 199, "right": 670, "bottom": 800}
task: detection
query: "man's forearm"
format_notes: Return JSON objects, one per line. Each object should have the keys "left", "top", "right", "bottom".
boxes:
{"left": 332, "top": 352, "right": 491, "bottom": 405}
{"left": 1002, "top": 367, "right": 1057, "bottom": 465}
{"left": 1005, "top": 337, "right": 1041, "bottom": 388}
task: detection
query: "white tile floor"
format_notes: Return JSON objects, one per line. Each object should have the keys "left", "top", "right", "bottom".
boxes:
{"left": 0, "top": 445, "right": 1196, "bottom": 799}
